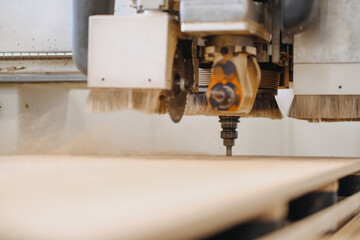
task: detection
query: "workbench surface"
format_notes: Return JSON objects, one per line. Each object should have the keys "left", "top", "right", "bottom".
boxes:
{"left": 0, "top": 155, "right": 359, "bottom": 240}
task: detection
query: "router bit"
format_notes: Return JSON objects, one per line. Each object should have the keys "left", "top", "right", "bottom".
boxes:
{"left": 219, "top": 116, "right": 240, "bottom": 156}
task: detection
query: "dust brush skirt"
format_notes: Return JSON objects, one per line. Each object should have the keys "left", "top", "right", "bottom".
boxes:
{"left": 288, "top": 95, "right": 360, "bottom": 122}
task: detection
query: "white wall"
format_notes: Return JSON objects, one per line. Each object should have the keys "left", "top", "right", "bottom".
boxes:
{"left": 0, "top": 84, "right": 359, "bottom": 157}
{"left": 0, "top": 0, "right": 135, "bottom": 53}
{"left": 0, "top": 0, "right": 72, "bottom": 52}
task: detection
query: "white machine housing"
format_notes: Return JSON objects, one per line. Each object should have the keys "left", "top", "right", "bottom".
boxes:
{"left": 293, "top": 0, "right": 360, "bottom": 95}
{"left": 87, "top": 13, "right": 178, "bottom": 90}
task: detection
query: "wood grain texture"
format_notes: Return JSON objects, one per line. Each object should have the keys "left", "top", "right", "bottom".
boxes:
{"left": 0, "top": 155, "right": 359, "bottom": 240}
{"left": 320, "top": 210, "right": 360, "bottom": 240}
{"left": 262, "top": 191, "right": 360, "bottom": 240}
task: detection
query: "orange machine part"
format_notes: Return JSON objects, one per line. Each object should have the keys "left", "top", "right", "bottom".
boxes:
{"left": 207, "top": 55, "right": 243, "bottom": 112}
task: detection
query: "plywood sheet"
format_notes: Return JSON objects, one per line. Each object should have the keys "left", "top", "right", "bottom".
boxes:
{"left": 0, "top": 155, "right": 359, "bottom": 240}
{"left": 320, "top": 210, "right": 360, "bottom": 240}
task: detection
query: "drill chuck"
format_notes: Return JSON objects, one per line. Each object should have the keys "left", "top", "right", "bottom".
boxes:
{"left": 219, "top": 116, "right": 240, "bottom": 156}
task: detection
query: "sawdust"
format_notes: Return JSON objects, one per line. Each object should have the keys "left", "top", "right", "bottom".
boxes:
{"left": 86, "top": 88, "right": 164, "bottom": 114}
{"left": 185, "top": 92, "right": 282, "bottom": 119}
{"left": 10, "top": 104, "right": 207, "bottom": 156}
{"left": 0, "top": 66, "right": 26, "bottom": 72}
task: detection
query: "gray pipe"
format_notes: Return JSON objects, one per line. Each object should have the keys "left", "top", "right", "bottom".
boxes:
{"left": 72, "top": 0, "right": 115, "bottom": 75}
{"left": 281, "top": 0, "right": 318, "bottom": 34}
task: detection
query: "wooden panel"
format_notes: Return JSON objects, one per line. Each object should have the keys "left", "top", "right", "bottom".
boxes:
{"left": 320, "top": 210, "right": 360, "bottom": 239}
{"left": 0, "top": 155, "right": 359, "bottom": 240}
{"left": 262, "top": 191, "right": 360, "bottom": 240}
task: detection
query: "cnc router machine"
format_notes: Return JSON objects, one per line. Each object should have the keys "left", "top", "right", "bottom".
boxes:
{"left": 1, "top": 1, "right": 360, "bottom": 239}
{"left": 72, "top": 0, "right": 360, "bottom": 156}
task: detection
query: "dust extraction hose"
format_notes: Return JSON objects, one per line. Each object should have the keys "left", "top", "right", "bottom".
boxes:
{"left": 281, "top": 0, "right": 318, "bottom": 34}
{"left": 72, "top": 0, "right": 115, "bottom": 75}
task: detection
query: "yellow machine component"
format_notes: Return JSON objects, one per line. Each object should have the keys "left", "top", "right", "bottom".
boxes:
{"left": 207, "top": 55, "right": 243, "bottom": 111}
{"left": 206, "top": 46, "right": 261, "bottom": 113}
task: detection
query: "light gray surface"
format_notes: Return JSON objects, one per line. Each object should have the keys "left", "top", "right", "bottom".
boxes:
{"left": 0, "top": 0, "right": 134, "bottom": 53}
{"left": 0, "top": 0, "right": 72, "bottom": 52}
{"left": 0, "top": 74, "right": 86, "bottom": 83}
{"left": 181, "top": 0, "right": 248, "bottom": 22}
{"left": 88, "top": 14, "right": 173, "bottom": 89}
{"left": 135, "top": 0, "right": 168, "bottom": 10}
{"left": 293, "top": 63, "right": 360, "bottom": 95}
{"left": 294, "top": 0, "right": 360, "bottom": 63}
{"left": 0, "top": 0, "right": 134, "bottom": 79}
{"left": 180, "top": 0, "right": 268, "bottom": 40}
